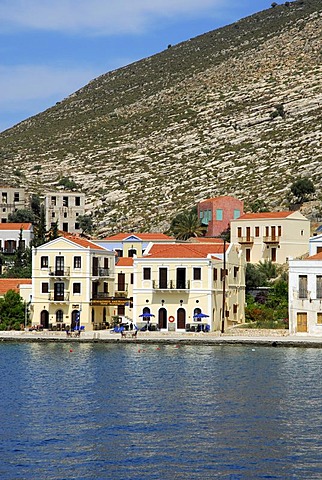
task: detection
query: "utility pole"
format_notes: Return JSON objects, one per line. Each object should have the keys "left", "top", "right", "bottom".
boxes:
{"left": 221, "top": 238, "right": 226, "bottom": 334}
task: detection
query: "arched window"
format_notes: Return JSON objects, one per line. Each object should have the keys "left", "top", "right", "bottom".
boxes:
{"left": 128, "top": 248, "right": 137, "bottom": 257}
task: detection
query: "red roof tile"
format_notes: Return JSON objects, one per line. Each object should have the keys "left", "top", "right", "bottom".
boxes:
{"left": 116, "top": 257, "right": 134, "bottom": 267}
{"left": 236, "top": 211, "right": 293, "bottom": 220}
{"left": 0, "top": 279, "right": 32, "bottom": 295}
{"left": 62, "top": 234, "right": 106, "bottom": 250}
{"left": 0, "top": 223, "right": 32, "bottom": 230}
{"left": 189, "top": 237, "right": 224, "bottom": 243}
{"left": 146, "top": 242, "right": 228, "bottom": 259}
{"left": 104, "top": 232, "right": 173, "bottom": 241}
{"left": 307, "top": 252, "right": 322, "bottom": 261}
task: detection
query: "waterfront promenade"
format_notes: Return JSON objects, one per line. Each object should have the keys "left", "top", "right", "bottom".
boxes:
{"left": 1, "top": 328, "right": 322, "bottom": 347}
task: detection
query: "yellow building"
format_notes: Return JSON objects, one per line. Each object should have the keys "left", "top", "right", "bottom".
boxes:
{"left": 133, "top": 241, "right": 245, "bottom": 332}
{"left": 114, "top": 257, "right": 134, "bottom": 321}
{"left": 31, "top": 235, "right": 117, "bottom": 331}
{"left": 230, "top": 211, "right": 310, "bottom": 264}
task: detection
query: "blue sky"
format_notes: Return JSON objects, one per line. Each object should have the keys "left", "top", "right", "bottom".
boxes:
{"left": 0, "top": 0, "right": 272, "bottom": 132}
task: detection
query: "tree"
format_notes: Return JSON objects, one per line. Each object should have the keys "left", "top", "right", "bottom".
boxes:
{"left": 169, "top": 208, "right": 206, "bottom": 240}
{"left": 47, "top": 220, "right": 59, "bottom": 241}
{"left": 32, "top": 205, "right": 47, "bottom": 247}
{"left": 249, "top": 199, "right": 269, "bottom": 213}
{"left": 78, "top": 215, "right": 93, "bottom": 235}
{"left": 8, "top": 209, "right": 35, "bottom": 223}
{"left": 30, "top": 194, "right": 41, "bottom": 219}
{"left": 290, "top": 177, "right": 315, "bottom": 204}
{"left": 57, "top": 177, "right": 78, "bottom": 190}
{"left": 0, "top": 290, "right": 25, "bottom": 330}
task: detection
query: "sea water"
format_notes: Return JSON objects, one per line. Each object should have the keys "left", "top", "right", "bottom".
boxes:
{"left": 0, "top": 342, "right": 322, "bottom": 479}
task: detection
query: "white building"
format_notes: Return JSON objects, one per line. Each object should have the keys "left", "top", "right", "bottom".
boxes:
{"left": 289, "top": 252, "right": 322, "bottom": 335}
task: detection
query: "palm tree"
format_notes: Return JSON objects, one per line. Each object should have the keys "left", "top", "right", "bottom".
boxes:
{"left": 169, "top": 208, "right": 206, "bottom": 240}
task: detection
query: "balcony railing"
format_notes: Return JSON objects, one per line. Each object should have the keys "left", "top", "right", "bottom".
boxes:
{"left": 91, "top": 292, "right": 110, "bottom": 300}
{"left": 0, "top": 248, "right": 16, "bottom": 255}
{"left": 115, "top": 285, "right": 128, "bottom": 297}
{"left": 237, "top": 236, "right": 254, "bottom": 245}
{"left": 152, "top": 280, "right": 190, "bottom": 290}
{"left": 48, "top": 292, "right": 70, "bottom": 302}
{"left": 263, "top": 236, "right": 280, "bottom": 244}
{"left": 49, "top": 267, "right": 70, "bottom": 277}
{"left": 92, "top": 267, "right": 112, "bottom": 277}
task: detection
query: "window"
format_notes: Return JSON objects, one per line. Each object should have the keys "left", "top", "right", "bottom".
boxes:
{"left": 56, "top": 310, "right": 64, "bottom": 322}
{"left": 233, "top": 209, "right": 240, "bottom": 219}
{"left": 237, "top": 227, "right": 242, "bottom": 238}
{"left": 41, "top": 256, "right": 49, "bottom": 268}
{"left": 131, "top": 273, "right": 134, "bottom": 285}
{"left": 128, "top": 248, "right": 137, "bottom": 257}
{"left": 221, "top": 268, "right": 228, "bottom": 280}
{"left": 74, "top": 256, "right": 81, "bottom": 268}
{"left": 115, "top": 249, "right": 123, "bottom": 257}
{"left": 75, "top": 223, "right": 80, "bottom": 230}
{"left": 317, "top": 313, "right": 322, "bottom": 324}
{"left": 51, "top": 212, "right": 55, "bottom": 218}
{"left": 213, "top": 268, "right": 217, "bottom": 281}
{"left": 317, "top": 276, "right": 322, "bottom": 299}
{"left": 41, "top": 283, "right": 49, "bottom": 293}
{"left": 143, "top": 267, "right": 151, "bottom": 280}
{"left": 199, "top": 210, "right": 204, "bottom": 219}
{"left": 299, "top": 275, "right": 308, "bottom": 299}
{"left": 233, "top": 304, "right": 238, "bottom": 314}
{"left": 255, "top": 226, "right": 260, "bottom": 237}
{"left": 278, "top": 226, "right": 282, "bottom": 237}
{"left": 216, "top": 209, "right": 223, "bottom": 221}
{"left": 63, "top": 223, "right": 68, "bottom": 232}
{"left": 193, "top": 267, "right": 201, "bottom": 280}
{"left": 64, "top": 212, "right": 67, "bottom": 218}
{"left": 234, "top": 266, "right": 239, "bottom": 278}
{"left": 63, "top": 196, "right": 69, "bottom": 207}
{"left": 265, "top": 226, "right": 269, "bottom": 237}
{"left": 51, "top": 196, "right": 56, "bottom": 206}
{"left": 301, "top": 230, "right": 304, "bottom": 236}
{"left": 14, "top": 192, "right": 20, "bottom": 202}
{"left": 73, "top": 283, "right": 81, "bottom": 294}
{"left": 75, "top": 197, "right": 81, "bottom": 206}
{"left": 246, "top": 248, "right": 251, "bottom": 262}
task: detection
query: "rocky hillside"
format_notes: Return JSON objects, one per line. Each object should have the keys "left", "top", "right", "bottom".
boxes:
{"left": 0, "top": 0, "right": 321, "bottom": 235}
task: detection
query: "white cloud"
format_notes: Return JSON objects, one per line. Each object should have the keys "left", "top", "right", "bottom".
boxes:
{"left": 0, "top": 0, "right": 225, "bottom": 35}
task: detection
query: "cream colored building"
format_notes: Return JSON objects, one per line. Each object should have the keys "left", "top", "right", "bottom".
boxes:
{"left": 230, "top": 211, "right": 310, "bottom": 264}
{"left": 31, "top": 235, "right": 116, "bottom": 331}
{"left": 132, "top": 241, "right": 245, "bottom": 332}
{"left": 44, "top": 192, "right": 85, "bottom": 234}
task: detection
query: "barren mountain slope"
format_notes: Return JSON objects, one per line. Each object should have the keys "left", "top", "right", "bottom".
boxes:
{"left": 0, "top": 0, "right": 321, "bottom": 234}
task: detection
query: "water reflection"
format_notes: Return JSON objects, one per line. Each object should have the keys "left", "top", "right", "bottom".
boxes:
{"left": 1, "top": 344, "right": 322, "bottom": 478}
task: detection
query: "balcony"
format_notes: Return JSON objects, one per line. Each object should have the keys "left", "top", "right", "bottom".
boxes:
{"left": 0, "top": 248, "right": 16, "bottom": 255}
{"left": 263, "top": 236, "right": 280, "bottom": 245}
{"left": 152, "top": 280, "right": 190, "bottom": 291}
{"left": 48, "top": 292, "right": 70, "bottom": 302}
{"left": 92, "top": 267, "right": 113, "bottom": 278}
{"left": 49, "top": 267, "right": 70, "bottom": 277}
{"left": 115, "top": 285, "right": 128, "bottom": 298}
{"left": 91, "top": 292, "right": 110, "bottom": 300}
{"left": 237, "top": 236, "right": 254, "bottom": 245}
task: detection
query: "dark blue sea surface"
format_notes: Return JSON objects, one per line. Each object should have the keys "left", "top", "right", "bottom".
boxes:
{"left": 0, "top": 343, "right": 322, "bottom": 479}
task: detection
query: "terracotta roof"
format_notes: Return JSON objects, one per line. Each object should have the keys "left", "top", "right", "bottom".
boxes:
{"left": 0, "top": 223, "right": 32, "bottom": 230}
{"left": 236, "top": 211, "right": 293, "bottom": 220}
{"left": 62, "top": 234, "right": 106, "bottom": 251}
{"left": 104, "top": 232, "right": 173, "bottom": 241}
{"left": 146, "top": 242, "right": 228, "bottom": 259}
{"left": 0, "top": 278, "right": 32, "bottom": 295}
{"left": 307, "top": 252, "right": 322, "bottom": 261}
{"left": 188, "top": 237, "right": 224, "bottom": 243}
{"left": 116, "top": 257, "right": 134, "bottom": 267}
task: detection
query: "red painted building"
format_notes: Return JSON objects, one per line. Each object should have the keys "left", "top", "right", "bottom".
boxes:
{"left": 197, "top": 196, "right": 244, "bottom": 237}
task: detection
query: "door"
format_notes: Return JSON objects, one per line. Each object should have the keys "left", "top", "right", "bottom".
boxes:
{"left": 118, "top": 273, "right": 125, "bottom": 291}
{"left": 271, "top": 248, "right": 277, "bottom": 262}
{"left": 158, "top": 308, "right": 167, "bottom": 329}
{"left": 246, "top": 226, "right": 251, "bottom": 241}
{"left": 55, "top": 256, "right": 64, "bottom": 275}
{"left": 177, "top": 308, "right": 186, "bottom": 329}
{"left": 40, "top": 310, "right": 49, "bottom": 329}
{"left": 159, "top": 268, "right": 167, "bottom": 289}
{"left": 297, "top": 313, "right": 307, "bottom": 333}
{"left": 54, "top": 282, "right": 64, "bottom": 301}
{"left": 176, "top": 268, "right": 186, "bottom": 289}
{"left": 271, "top": 226, "right": 276, "bottom": 241}
{"left": 92, "top": 257, "right": 99, "bottom": 276}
